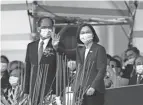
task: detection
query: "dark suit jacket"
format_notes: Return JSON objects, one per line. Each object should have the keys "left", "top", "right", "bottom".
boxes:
{"left": 75, "top": 43, "right": 107, "bottom": 94}
{"left": 1, "top": 71, "right": 10, "bottom": 90}
{"left": 24, "top": 38, "right": 56, "bottom": 98}
{"left": 129, "top": 71, "right": 143, "bottom": 85}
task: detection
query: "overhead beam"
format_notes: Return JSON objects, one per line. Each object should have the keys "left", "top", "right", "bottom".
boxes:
{"left": 1, "top": 3, "right": 129, "bottom": 17}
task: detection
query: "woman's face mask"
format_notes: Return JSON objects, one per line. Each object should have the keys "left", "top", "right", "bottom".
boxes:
{"left": 136, "top": 65, "right": 143, "bottom": 74}
{"left": 0, "top": 63, "right": 7, "bottom": 72}
{"left": 80, "top": 33, "right": 93, "bottom": 44}
{"left": 9, "top": 76, "right": 19, "bottom": 86}
{"left": 80, "top": 26, "right": 93, "bottom": 44}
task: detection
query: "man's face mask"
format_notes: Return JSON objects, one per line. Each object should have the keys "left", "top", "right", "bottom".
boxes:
{"left": 0, "top": 63, "right": 7, "bottom": 72}
{"left": 80, "top": 33, "right": 93, "bottom": 44}
{"left": 9, "top": 76, "right": 19, "bottom": 86}
{"left": 136, "top": 65, "right": 143, "bottom": 74}
{"left": 128, "top": 58, "right": 135, "bottom": 63}
{"left": 40, "top": 27, "right": 52, "bottom": 39}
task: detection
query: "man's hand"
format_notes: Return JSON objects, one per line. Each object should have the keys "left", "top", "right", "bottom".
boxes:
{"left": 86, "top": 87, "right": 95, "bottom": 96}
{"left": 51, "top": 28, "right": 60, "bottom": 47}
{"left": 124, "top": 58, "right": 135, "bottom": 66}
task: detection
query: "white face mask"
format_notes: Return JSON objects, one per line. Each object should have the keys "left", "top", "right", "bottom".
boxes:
{"left": 80, "top": 33, "right": 93, "bottom": 44}
{"left": 0, "top": 63, "right": 7, "bottom": 72}
{"left": 9, "top": 76, "right": 19, "bottom": 86}
{"left": 136, "top": 65, "right": 143, "bottom": 74}
{"left": 40, "top": 28, "right": 52, "bottom": 39}
{"left": 129, "top": 58, "right": 135, "bottom": 63}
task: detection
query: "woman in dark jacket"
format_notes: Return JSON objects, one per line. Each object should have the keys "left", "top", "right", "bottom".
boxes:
{"left": 73, "top": 23, "right": 107, "bottom": 105}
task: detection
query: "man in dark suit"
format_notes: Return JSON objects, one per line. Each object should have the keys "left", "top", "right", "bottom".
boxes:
{"left": 129, "top": 56, "right": 143, "bottom": 85}
{"left": 24, "top": 17, "right": 60, "bottom": 104}
{"left": 73, "top": 24, "right": 107, "bottom": 105}
{"left": 122, "top": 47, "right": 140, "bottom": 79}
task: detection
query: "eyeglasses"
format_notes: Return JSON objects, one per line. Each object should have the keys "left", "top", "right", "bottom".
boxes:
{"left": 40, "top": 26, "right": 53, "bottom": 30}
{"left": 136, "top": 62, "right": 143, "bottom": 65}
{"left": 110, "top": 65, "right": 119, "bottom": 68}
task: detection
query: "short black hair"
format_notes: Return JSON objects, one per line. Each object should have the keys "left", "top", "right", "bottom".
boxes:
{"left": 1, "top": 55, "right": 9, "bottom": 63}
{"left": 107, "top": 54, "right": 112, "bottom": 60}
{"left": 76, "top": 23, "right": 99, "bottom": 44}
{"left": 110, "top": 58, "right": 121, "bottom": 68}
{"left": 126, "top": 47, "right": 140, "bottom": 55}
{"left": 37, "top": 17, "right": 54, "bottom": 27}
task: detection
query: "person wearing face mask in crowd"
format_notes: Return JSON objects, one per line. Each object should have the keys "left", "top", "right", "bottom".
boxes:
{"left": 24, "top": 17, "right": 60, "bottom": 104}
{"left": 108, "top": 58, "right": 129, "bottom": 88}
{"left": 121, "top": 47, "right": 140, "bottom": 80}
{"left": 0, "top": 55, "right": 11, "bottom": 95}
{"left": 72, "top": 24, "right": 107, "bottom": 105}
{"left": 5, "top": 60, "right": 27, "bottom": 105}
{"left": 113, "top": 55, "right": 123, "bottom": 66}
{"left": 129, "top": 56, "right": 143, "bottom": 85}
{"left": 104, "top": 54, "right": 113, "bottom": 88}
{"left": 8, "top": 60, "right": 25, "bottom": 88}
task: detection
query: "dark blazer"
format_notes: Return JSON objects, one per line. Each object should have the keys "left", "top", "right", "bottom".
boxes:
{"left": 1, "top": 70, "right": 10, "bottom": 90}
{"left": 24, "top": 38, "right": 56, "bottom": 101}
{"left": 75, "top": 43, "right": 107, "bottom": 94}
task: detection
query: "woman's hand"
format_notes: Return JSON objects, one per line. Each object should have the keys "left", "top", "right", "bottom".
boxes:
{"left": 86, "top": 87, "right": 95, "bottom": 96}
{"left": 67, "top": 60, "right": 76, "bottom": 71}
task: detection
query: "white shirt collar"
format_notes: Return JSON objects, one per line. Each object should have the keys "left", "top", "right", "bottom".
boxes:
{"left": 85, "top": 42, "right": 93, "bottom": 49}
{"left": 39, "top": 38, "right": 50, "bottom": 45}
{"left": 39, "top": 38, "right": 50, "bottom": 51}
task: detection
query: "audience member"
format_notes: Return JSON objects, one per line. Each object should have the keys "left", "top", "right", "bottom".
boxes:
{"left": 105, "top": 58, "right": 129, "bottom": 88}
{"left": 6, "top": 60, "right": 27, "bottom": 104}
{"left": 0, "top": 55, "right": 10, "bottom": 92}
{"left": 122, "top": 47, "right": 140, "bottom": 79}
{"left": 113, "top": 55, "right": 122, "bottom": 66}
{"left": 0, "top": 55, "right": 11, "bottom": 104}
{"left": 104, "top": 54, "right": 113, "bottom": 88}
{"left": 110, "top": 58, "right": 129, "bottom": 88}
{"left": 129, "top": 56, "right": 143, "bottom": 85}
{"left": 107, "top": 54, "right": 112, "bottom": 66}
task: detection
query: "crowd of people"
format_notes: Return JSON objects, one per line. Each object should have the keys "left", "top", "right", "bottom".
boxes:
{"left": 1, "top": 17, "right": 143, "bottom": 105}
{"left": 1, "top": 47, "right": 143, "bottom": 104}
{"left": 0, "top": 55, "right": 26, "bottom": 104}
{"left": 104, "top": 47, "right": 143, "bottom": 89}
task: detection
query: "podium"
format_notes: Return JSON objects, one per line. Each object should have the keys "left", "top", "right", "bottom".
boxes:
{"left": 104, "top": 84, "right": 143, "bottom": 105}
